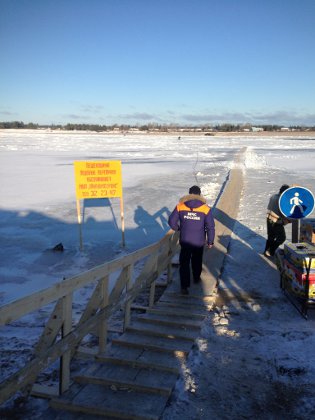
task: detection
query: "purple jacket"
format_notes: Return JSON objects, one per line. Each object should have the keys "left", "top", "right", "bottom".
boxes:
{"left": 168, "top": 194, "right": 215, "bottom": 247}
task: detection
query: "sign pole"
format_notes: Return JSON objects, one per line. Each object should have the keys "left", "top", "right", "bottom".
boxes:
{"left": 292, "top": 219, "right": 300, "bottom": 243}
{"left": 120, "top": 195, "right": 126, "bottom": 248}
{"left": 76, "top": 199, "right": 83, "bottom": 250}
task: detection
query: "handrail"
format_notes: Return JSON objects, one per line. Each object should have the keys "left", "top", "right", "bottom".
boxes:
{"left": 0, "top": 228, "right": 179, "bottom": 405}
{"left": 0, "top": 230, "right": 176, "bottom": 326}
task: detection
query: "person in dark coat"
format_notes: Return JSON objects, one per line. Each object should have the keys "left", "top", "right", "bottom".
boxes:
{"left": 264, "top": 184, "right": 291, "bottom": 257}
{"left": 168, "top": 185, "right": 215, "bottom": 294}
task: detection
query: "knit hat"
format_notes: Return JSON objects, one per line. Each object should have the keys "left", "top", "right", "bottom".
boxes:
{"left": 279, "top": 184, "right": 290, "bottom": 194}
{"left": 189, "top": 185, "right": 201, "bottom": 195}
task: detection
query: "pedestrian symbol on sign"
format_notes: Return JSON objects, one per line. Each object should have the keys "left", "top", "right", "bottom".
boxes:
{"left": 279, "top": 186, "right": 315, "bottom": 219}
{"left": 289, "top": 192, "right": 304, "bottom": 217}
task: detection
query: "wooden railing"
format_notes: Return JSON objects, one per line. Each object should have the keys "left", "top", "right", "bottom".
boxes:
{"left": 0, "top": 229, "right": 179, "bottom": 405}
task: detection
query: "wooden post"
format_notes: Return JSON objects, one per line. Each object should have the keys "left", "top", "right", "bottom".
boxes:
{"left": 149, "top": 280, "right": 156, "bottom": 308}
{"left": 123, "top": 265, "right": 133, "bottom": 330}
{"left": 76, "top": 199, "right": 83, "bottom": 250}
{"left": 59, "top": 293, "right": 72, "bottom": 394}
{"left": 120, "top": 196, "right": 126, "bottom": 248}
{"left": 149, "top": 252, "right": 158, "bottom": 307}
{"left": 98, "top": 276, "right": 109, "bottom": 354}
{"left": 167, "top": 262, "right": 172, "bottom": 283}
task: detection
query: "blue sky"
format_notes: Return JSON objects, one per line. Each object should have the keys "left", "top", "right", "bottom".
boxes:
{"left": 1, "top": 0, "right": 315, "bottom": 126}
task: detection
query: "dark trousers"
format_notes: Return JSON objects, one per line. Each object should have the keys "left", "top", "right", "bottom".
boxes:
{"left": 265, "top": 220, "right": 286, "bottom": 256}
{"left": 179, "top": 244, "right": 204, "bottom": 289}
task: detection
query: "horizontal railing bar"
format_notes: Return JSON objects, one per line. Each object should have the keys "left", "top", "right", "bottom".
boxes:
{"left": 0, "top": 230, "right": 176, "bottom": 326}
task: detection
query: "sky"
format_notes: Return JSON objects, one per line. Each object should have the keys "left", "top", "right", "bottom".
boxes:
{"left": 1, "top": 0, "right": 315, "bottom": 126}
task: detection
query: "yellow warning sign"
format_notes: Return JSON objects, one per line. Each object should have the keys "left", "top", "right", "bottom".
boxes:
{"left": 74, "top": 160, "right": 122, "bottom": 199}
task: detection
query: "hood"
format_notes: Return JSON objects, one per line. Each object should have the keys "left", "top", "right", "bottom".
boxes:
{"left": 179, "top": 193, "right": 207, "bottom": 208}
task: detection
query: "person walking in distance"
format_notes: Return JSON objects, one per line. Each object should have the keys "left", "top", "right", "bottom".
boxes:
{"left": 168, "top": 185, "right": 215, "bottom": 295}
{"left": 264, "top": 184, "right": 291, "bottom": 257}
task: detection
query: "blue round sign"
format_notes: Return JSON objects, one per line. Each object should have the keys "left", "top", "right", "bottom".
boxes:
{"left": 279, "top": 186, "right": 315, "bottom": 219}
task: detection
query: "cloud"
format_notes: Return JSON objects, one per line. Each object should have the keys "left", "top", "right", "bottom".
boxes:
{"left": 181, "top": 112, "right": 249, "bottom": 123}
{"left": 0, "top": 110, "right": 16, "bottom": 116}
{"left": 63, "top": 114, "right": 91, "bottom": 121}
{"left": 118, "top": 112, "right": 161, "bottom": 121}
{"left": 251, "top": 111, "right": 315, "bottom": 125}
{"left": 179, "top": 111, "right": 315, "bottom": 125}
{"left": 80, "top": 105, "right": 104, "bottom": 113}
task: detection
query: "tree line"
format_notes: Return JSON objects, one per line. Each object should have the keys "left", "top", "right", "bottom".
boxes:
{"left": 0, "top": 121, "right": 314, "bottom": 132}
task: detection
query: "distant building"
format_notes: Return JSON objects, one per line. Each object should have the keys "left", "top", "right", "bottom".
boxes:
{"left": 251, "top": 127, "right": 264, "bottom": 132}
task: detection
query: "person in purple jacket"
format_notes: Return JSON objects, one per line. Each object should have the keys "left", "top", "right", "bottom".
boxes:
{"left": 168, "top": 185, "right": 215, "bottom": 294}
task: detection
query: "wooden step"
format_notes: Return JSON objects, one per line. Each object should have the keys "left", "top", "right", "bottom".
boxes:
{"left": 98, "top": 344, "right": 185, "bottom": 373}
{"left": 146, "top": 306, "right": 206, "bottom": 320}
{"left": 161, "top": 292, "right": 214, "bottom": 306}
{"left": 156, "top": 299, "right": 213, "bottom": 312}
{"left": 112, "top": 331, "right": 193, "bottom": 354}
{"left": 135, "top": 312, "right": 203, "bottom": 329}
{"left": 50, "top": 383, "right": 167, "bottom": 420}
{"left": 155, "top": 300, "right": 212, "bottom": 313}
{"left": 74, "top": 362, "right": 177, "bottom": 397}
{"left": 163, "top": 290, "right": 214, "bottom": 300}
{"left": 126, "top": 321, "right": 199, "bottom": 341}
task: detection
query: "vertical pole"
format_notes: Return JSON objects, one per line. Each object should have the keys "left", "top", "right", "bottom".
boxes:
{"left": 292, "top": 219, "right": 300, "bottom": 243}
{"left": 149, "top": 280, "right": 156, "bottom": 308}
{"left": 149, "top": 252, "right": 158, "bottom": 307}
{"left": 59, "top": 293, "right": 72, "bottom": 394}
{"left": 120, "top": 195, "right": 126, "bottom": 247}
{"left": 124, "top": 265, "right": 133, "bottom": 331}
{"left": 76, "top": 199, "right": 83, "bottom": 250}
{"left": 98, "top": 276, "right": 109, "bottom": 354}
{"left": 167, "top": 262, "right": 172, "bottom": 284}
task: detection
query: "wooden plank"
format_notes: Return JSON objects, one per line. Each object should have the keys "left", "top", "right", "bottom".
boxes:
{"left": 130, "top": 304, "right": 149, "bottom": 311}
{"left": 97, "top": 344, "right": 183, "bottom": 373}
{"left": 112, "top": 331, "right": 193, "bottom": 354}
{"left": 60, "top": 293, "right": 73, "bottom": 394}
{"left": 146, "top": 307, "right": 206, "bottom": 320}
{"left": 96, "top": 354, "right": 180, "bottom": 375}
{"left": 50, "top": 383, "right": 168, "bottom": 420}
{"left": 156, "top": 300, "right": 212, "bottom": 312}
{"left": 135, "top": 313, "right": 203, "bottom": 329}
{"left": 123, "top": 265, "right": 133, "bottom": 329}
{"left": 108, "top": 265, "right": 131, "bottom": 304}
{"left": 75, "top": 373, "right": 172, "bottom": 396}
{"left": 126, "top": 321, "right": 199, "bottom": 341}
{"left": 98, "top": 275, "right": 109, "bottom": 354}
{"left": 31, "top": 384, "right": 59, "bottom": 399}
{"left": 33, "top": 298, "right": 63, "bottom": 355}
{"left": 74, "top": 362, "right": 177, "bottom": 396}
{"left": 162, "top": 291, "right": 215, "bottom": 303}
{"left": 76, "top": 280, "right": 103, "bottom": 329}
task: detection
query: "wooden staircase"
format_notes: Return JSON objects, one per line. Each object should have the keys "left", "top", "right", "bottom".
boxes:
{"left": 50, "top": 290, "right": 215, "bottom": 419}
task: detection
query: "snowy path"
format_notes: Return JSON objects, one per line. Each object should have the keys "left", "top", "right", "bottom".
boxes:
{"left": 162, "top": 157, "right": 315, "bottom": 420}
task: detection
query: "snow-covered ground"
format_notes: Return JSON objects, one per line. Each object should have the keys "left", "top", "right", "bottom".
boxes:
{"left": 1, "top": 130, "right": 315, "bottom": 418}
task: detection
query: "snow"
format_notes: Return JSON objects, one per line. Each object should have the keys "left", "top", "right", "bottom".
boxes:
{"left": 1, "top": 130, "right": 315, "bottom": 418}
